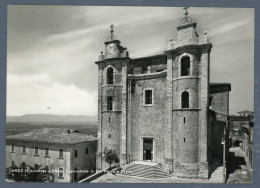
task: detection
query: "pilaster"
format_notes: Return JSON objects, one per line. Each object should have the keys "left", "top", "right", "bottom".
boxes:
{"left": 120, "top": 62, "right": 128, "bottom": 166}
{"left": 199, "top": 48, "right": 210, "bottom": 178}
{"left": 165, "top": 54, "right": 174, "bottom": 172}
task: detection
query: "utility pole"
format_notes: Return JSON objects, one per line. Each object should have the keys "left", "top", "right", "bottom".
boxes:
{"left": 223, "top": 120, "right": 226, "bottom": 183}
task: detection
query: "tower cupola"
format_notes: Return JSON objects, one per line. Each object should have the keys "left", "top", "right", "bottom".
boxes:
{"left": 99, "top": 24, "right": 129, "bottom": 60}
{"left": 167, "top": 7, "right": 211, "bottom": 50}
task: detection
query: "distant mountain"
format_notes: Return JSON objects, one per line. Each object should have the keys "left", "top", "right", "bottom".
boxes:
{"left": 6, "top": 114, "right": 98, "bottom": 123}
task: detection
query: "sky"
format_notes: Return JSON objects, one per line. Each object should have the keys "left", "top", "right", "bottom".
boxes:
{"left": 6, "top": 6, "right": 254, "bottom": 116}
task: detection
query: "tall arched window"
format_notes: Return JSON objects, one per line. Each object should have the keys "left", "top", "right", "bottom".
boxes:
{"left": 181, "top": 91, "right": 189, "bottom": 108}
{"left": 107, "top": 67, "right": 114, "bottom": 84}
{"left": 181, "top": 56, "right": 190, "bottom": 76}
{"left": 107, "top": 96, "right": 113, "bottom": 111}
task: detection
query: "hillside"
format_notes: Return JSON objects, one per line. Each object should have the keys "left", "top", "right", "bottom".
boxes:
{"left": 7, "top": 114, "right": 98, "bottom": 123}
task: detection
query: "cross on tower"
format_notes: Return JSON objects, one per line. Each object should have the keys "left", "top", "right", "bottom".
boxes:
{"left": 110, "top": 24, "right": 114, "bottom": 34}
{"left": 183, "top": 7, "right": 189, "bottom": 16}
{"left": 108, "top": 24, "right": 116, "bottom": 40}
{"left": 180, "top": 7, "right": 192, "bottom": 25}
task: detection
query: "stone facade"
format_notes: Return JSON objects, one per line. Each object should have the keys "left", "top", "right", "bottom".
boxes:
{"left": 96, "top": 19, "right": 231, "bottom": 179}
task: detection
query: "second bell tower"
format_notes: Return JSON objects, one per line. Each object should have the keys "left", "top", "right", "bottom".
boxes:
{"left": 165, "top": 7, "right": 212, "bottom": 179}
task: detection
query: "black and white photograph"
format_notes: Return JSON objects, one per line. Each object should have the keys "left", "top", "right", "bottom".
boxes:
{"left": 5, "top": 5, "right": 254, "bottom": 183}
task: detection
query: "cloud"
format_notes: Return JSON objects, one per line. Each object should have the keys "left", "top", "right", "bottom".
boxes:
{"left": 8, "top": 22, "right": 99, "bottom": 90}
{"left": 6, "top": 6, "right": 254, "bottom": 116}
{"left": 7, "top": 73, "right": 97, "bottom": 116}
{"left": 209, "top": 19, "right": 253, "bottom": 38}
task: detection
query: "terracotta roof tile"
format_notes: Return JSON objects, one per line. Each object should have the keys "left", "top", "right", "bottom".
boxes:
{"left": 6, "top": 128, "right": 97, "bottom": 145}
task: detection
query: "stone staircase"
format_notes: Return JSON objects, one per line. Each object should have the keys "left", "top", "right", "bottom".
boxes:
{"left": 120, "top": 161, "right": 171, "bottom": 179}
{"left": 208, "top": 164, "right": 224, "bottom": 183}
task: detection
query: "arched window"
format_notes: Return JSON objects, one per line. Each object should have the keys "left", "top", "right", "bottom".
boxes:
{"left": 107, "top": 67, "right": 114, "bottom": 84}
{"left": 181, "top": 91, "right": 189, "bottom": 108}
{"left": 181, "top": 56, "right": 190, "bottom": 76}
{"left": 107, "top": 96, "right": 113, "bottom": 111}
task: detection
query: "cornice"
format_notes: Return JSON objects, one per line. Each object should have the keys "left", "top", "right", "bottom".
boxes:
{"left": 165, "top": 43, "right": 212, "bottom": 55}
{"left": 95, "top": 57, "right": 131, "bottom": 65}
{"left": 172, "top": 108, "right": 201, "bottom": 111}
{"left": 128, "top": 71, "right": 167, "bottom": 80}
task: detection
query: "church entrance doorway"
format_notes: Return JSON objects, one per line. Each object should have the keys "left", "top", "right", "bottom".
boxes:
{"left": 143, "top": 138, "right": 153, "bottom": 161}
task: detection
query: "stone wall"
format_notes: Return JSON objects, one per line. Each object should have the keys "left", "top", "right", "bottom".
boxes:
{"left": 100, "top": 111, "right": 121, "bottom": 169}
{"left": 210, "top": 92, "right": 229, "bottom": 115}
{"left": 130, "top": 55, "right": 167, "bottom": 75}
{"left": 173, "top": 110, "right": 199, "bottom": 163}
{"left": 101, "top": 86, "right": 122, "bottom": 111}
{"left": 71, "top": 141, "right": 97, "bottom": 181}
{"left": 129, "top": 76, "right": 167, "bottom": 163}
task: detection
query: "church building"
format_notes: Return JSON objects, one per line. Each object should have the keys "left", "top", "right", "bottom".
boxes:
{"left": 95, "top": 9, "right": 231, "bottom": 179}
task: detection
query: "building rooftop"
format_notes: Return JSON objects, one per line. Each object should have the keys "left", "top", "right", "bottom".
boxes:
{"left": 209, "top": 83, "right": 231, "bottom": 94}
{"left": 131, "top": 54, "right": 166, "bottom": 62}
{"left": 6, "top": 128, "right": 97, "bottom": 145}
{"left": 238, "top": 110, "right": 254, "bottom": 115}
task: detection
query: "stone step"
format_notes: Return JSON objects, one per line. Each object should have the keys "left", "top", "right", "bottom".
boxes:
{"left": 121, "top": 162, "right": 135, "bottom": 170}
{"left": 120, "top": 161, "right": 171, "bottom": 179}
{"left": 131, "top": 171, "right": 171, "bottom": 178}
{"left": 130, "top": 167, "right": 170, "bottom": 175}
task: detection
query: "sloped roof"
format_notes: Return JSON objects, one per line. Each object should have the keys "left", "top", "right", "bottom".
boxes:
{"left": 209, "top": 83, "right": 231, "bottom": 94}
{"left": 131, "top": 54, "right": 167, "bottom": 62}
{"left": 6, "top": 128, "right": 97, "bottom": 145}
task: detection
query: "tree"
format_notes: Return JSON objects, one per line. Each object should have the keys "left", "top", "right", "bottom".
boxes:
{"left": 105, "top": 149, "right": 119, "bottom": 167}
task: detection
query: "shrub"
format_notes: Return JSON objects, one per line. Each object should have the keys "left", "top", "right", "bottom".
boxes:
{"left": 105, "top": 149, "right": 119, "bottom": 167}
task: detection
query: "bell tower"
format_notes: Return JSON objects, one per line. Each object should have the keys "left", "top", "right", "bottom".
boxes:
{"left": 96, "top": 25, "right": 130, "bottom": 170}
{"left": 165, "top": 7, "right": 212, "bottom": 179}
